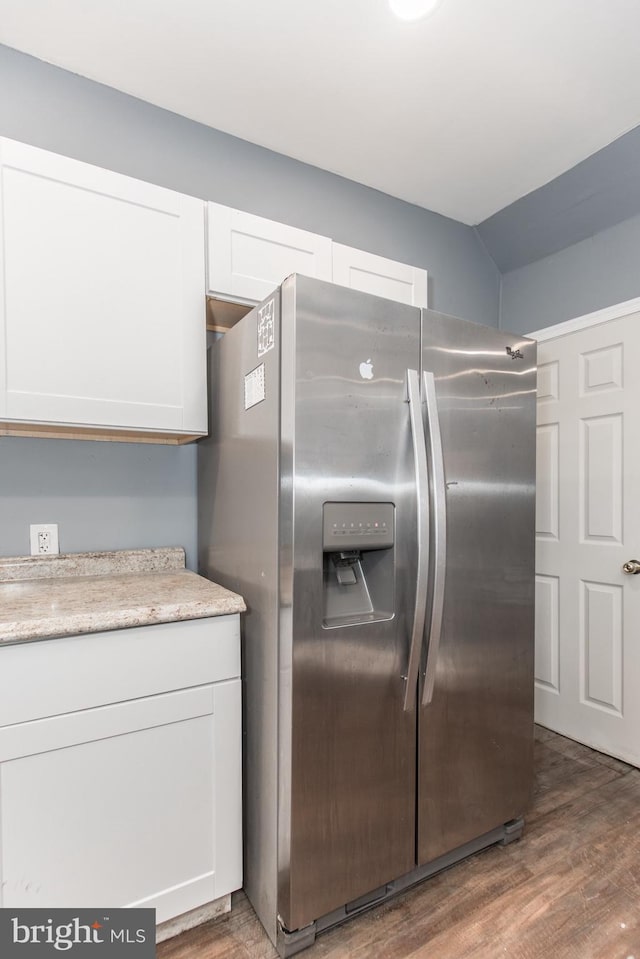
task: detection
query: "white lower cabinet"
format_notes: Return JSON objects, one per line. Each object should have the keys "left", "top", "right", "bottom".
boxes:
{"left": 0, "top": 617, "right": 242, "bottom": 924}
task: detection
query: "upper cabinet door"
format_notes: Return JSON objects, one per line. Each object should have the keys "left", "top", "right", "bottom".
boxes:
{"left": 207, "top": 202, "right": 332, "bottom": 302}
{"left": 332, "top": 243, "right": 428, "bottom": 307}
{"left": 0, "top": 138, "right": 206, "bottom": 436}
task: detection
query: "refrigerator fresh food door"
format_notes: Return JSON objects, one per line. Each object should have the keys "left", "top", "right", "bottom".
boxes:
{"left": 279, "top": 276, "right": 420, "bottom": 932}
{"left": 417, "top": 311, "right": 537, "bottom": 864}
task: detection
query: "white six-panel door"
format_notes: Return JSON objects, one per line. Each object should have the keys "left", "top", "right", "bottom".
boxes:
{"left": 534, "top": 310, "right": 640, "bottom": 766}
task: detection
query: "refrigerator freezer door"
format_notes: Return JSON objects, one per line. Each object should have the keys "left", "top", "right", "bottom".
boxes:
{"left": 417, "top": 312, "right": 536, "bottom": 864}
{"left": 278, "top": 277, "right": 420, "bottom": 932}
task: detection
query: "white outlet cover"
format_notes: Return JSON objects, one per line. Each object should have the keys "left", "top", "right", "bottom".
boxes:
{"left": 29, "top": 524, "right": 60, "bottom": 555}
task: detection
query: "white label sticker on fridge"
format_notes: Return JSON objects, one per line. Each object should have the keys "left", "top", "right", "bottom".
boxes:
{"left": 257, "top": 299, "right": 275, "bottom": 357}
{"left": 244, "top": 364, "right": 266, "bottom": 410}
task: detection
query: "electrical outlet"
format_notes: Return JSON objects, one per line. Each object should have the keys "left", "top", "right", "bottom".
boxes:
{"left": 30, "top": 524, "right": 60, "bottom": 556}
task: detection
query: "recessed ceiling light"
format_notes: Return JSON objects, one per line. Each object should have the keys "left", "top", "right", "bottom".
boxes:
{"left": 389, "top": 0, "right": 442, "bottom": 21}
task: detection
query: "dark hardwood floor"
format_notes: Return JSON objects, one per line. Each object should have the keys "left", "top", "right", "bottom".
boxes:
{"left": 158, "top": 727, "right": 640, "bottom": 959}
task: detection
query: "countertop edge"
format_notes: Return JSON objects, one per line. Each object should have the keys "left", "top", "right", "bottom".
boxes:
{"left": 0, "top": 601, "right": 247, "bottom": 646}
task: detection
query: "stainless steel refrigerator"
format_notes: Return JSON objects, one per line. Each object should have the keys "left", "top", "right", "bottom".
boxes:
{"left": 198, "top": 275, "right": 536, "bottom": 956}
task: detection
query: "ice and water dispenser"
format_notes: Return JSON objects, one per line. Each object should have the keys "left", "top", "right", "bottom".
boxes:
{"left": 322, "top": 502, "right": 395, "bottom": 628}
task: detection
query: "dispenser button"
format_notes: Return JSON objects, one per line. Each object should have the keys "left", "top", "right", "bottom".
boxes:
{"left": 336, "top": 564, "right": 357, "bottom": 586}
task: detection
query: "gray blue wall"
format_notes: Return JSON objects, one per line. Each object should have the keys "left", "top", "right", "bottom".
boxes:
{"left": 0, "top": 45, "right": 500, "bottom": 565}
{"left": 0, "top": 439, "right": 196, "bottom": 563}
{"left": 477, "top": 124, "right": 640, "bottom": 276}
{"left": 499, "top": 211, "right": 640, "bottom": 334}
{"left": 474, "top": 122, "right": 640, "bottom": 335}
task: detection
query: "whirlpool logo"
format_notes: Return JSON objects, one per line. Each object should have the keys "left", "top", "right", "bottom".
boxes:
{"left": 0, "top": 909, "right": 155, "bottom": 957}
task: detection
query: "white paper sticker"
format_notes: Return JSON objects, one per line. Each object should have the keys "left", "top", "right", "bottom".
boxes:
{"left": 257, "top": 298, "right": 275, "bottom": 357}
{"left": 244, "top": 364, "right": 266, "bottom": 410}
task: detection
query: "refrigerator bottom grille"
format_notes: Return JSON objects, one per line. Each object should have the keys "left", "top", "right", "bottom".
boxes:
{"left": 276, "top": 818, "right": 524, "bottom": 958}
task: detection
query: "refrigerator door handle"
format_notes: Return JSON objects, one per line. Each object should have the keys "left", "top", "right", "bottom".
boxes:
{"left": 403, "top": 368, "right": 430, "bottom": 712}
{"left": 421, "top": 370, "right": 447, "bottom": 707}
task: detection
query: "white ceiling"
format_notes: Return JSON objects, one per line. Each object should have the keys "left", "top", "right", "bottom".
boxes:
{"left": 1, "top": 0, "right": 640, "bottom": 225}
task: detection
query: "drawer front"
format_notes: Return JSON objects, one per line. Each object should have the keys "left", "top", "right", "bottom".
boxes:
{"left": 0, "top": 615, "right": 240, "bottom": 727}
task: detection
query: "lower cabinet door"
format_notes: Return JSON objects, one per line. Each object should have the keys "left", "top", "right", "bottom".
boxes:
{"left": 0, "top": 680, "right": 242, "bottom": 921}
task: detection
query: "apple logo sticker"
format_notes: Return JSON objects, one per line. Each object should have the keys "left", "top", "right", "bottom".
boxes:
{"left": 359, "top": 358, "right": 374, "bottom": 380}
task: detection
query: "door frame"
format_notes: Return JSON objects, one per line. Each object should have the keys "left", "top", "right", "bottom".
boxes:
{"left": 528, "top": 294, "right": 640, "bottom": 341}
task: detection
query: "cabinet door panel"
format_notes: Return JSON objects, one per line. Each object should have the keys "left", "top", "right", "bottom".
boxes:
{"left": 207, "top": 202, "right": 332, "bottom": 302}
{"left": 0, "top": 686, "right": 215, "bottom": 762}
{"left": 0, "top": 681, "right": 241, "bottom": 919}
{"left": 332, "top": 242, "right": 428, "bottom": 306}
{"left": 0, "top": 139, "right": 205, "bottom": 433}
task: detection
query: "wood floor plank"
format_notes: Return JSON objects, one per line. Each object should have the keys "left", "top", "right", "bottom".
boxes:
{"left": 537, "top": 725, "right": 633, "bottom": 775}
{"left": 528, "top": 740, "right": 629, "bottom": 823}
{"left": 157, "top": 729, "right": 640, "bottom": 959}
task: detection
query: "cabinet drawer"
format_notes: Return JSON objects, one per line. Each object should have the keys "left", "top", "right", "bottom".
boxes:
{"left": 0, "top": 616, "right": 240, "bottom": 727}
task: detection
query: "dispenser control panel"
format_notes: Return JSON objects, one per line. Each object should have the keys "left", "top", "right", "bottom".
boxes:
{"left": 323, "top": 502, "right": 394, "bottom": 551}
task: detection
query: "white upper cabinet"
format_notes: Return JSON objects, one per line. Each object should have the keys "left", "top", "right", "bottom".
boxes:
{"left": 0, "top": 138, "right": 207, "bottom": 439}
{"left": 207, "top": 202, "right": 333, "bottom": 302}
{"left": 332, "top": 243, "right": 428, "bottom": 306}
{"left": 206, "top": 202, "right": 428, "bottom": 310}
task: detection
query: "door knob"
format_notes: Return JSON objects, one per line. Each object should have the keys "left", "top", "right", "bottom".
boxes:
{"left": 622, "top": 559, "right": 640, "bottom": 575}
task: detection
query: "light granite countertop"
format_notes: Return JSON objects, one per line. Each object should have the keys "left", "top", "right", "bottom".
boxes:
{"left": 0, "top": 547, "right": 246, "bottom": 645}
